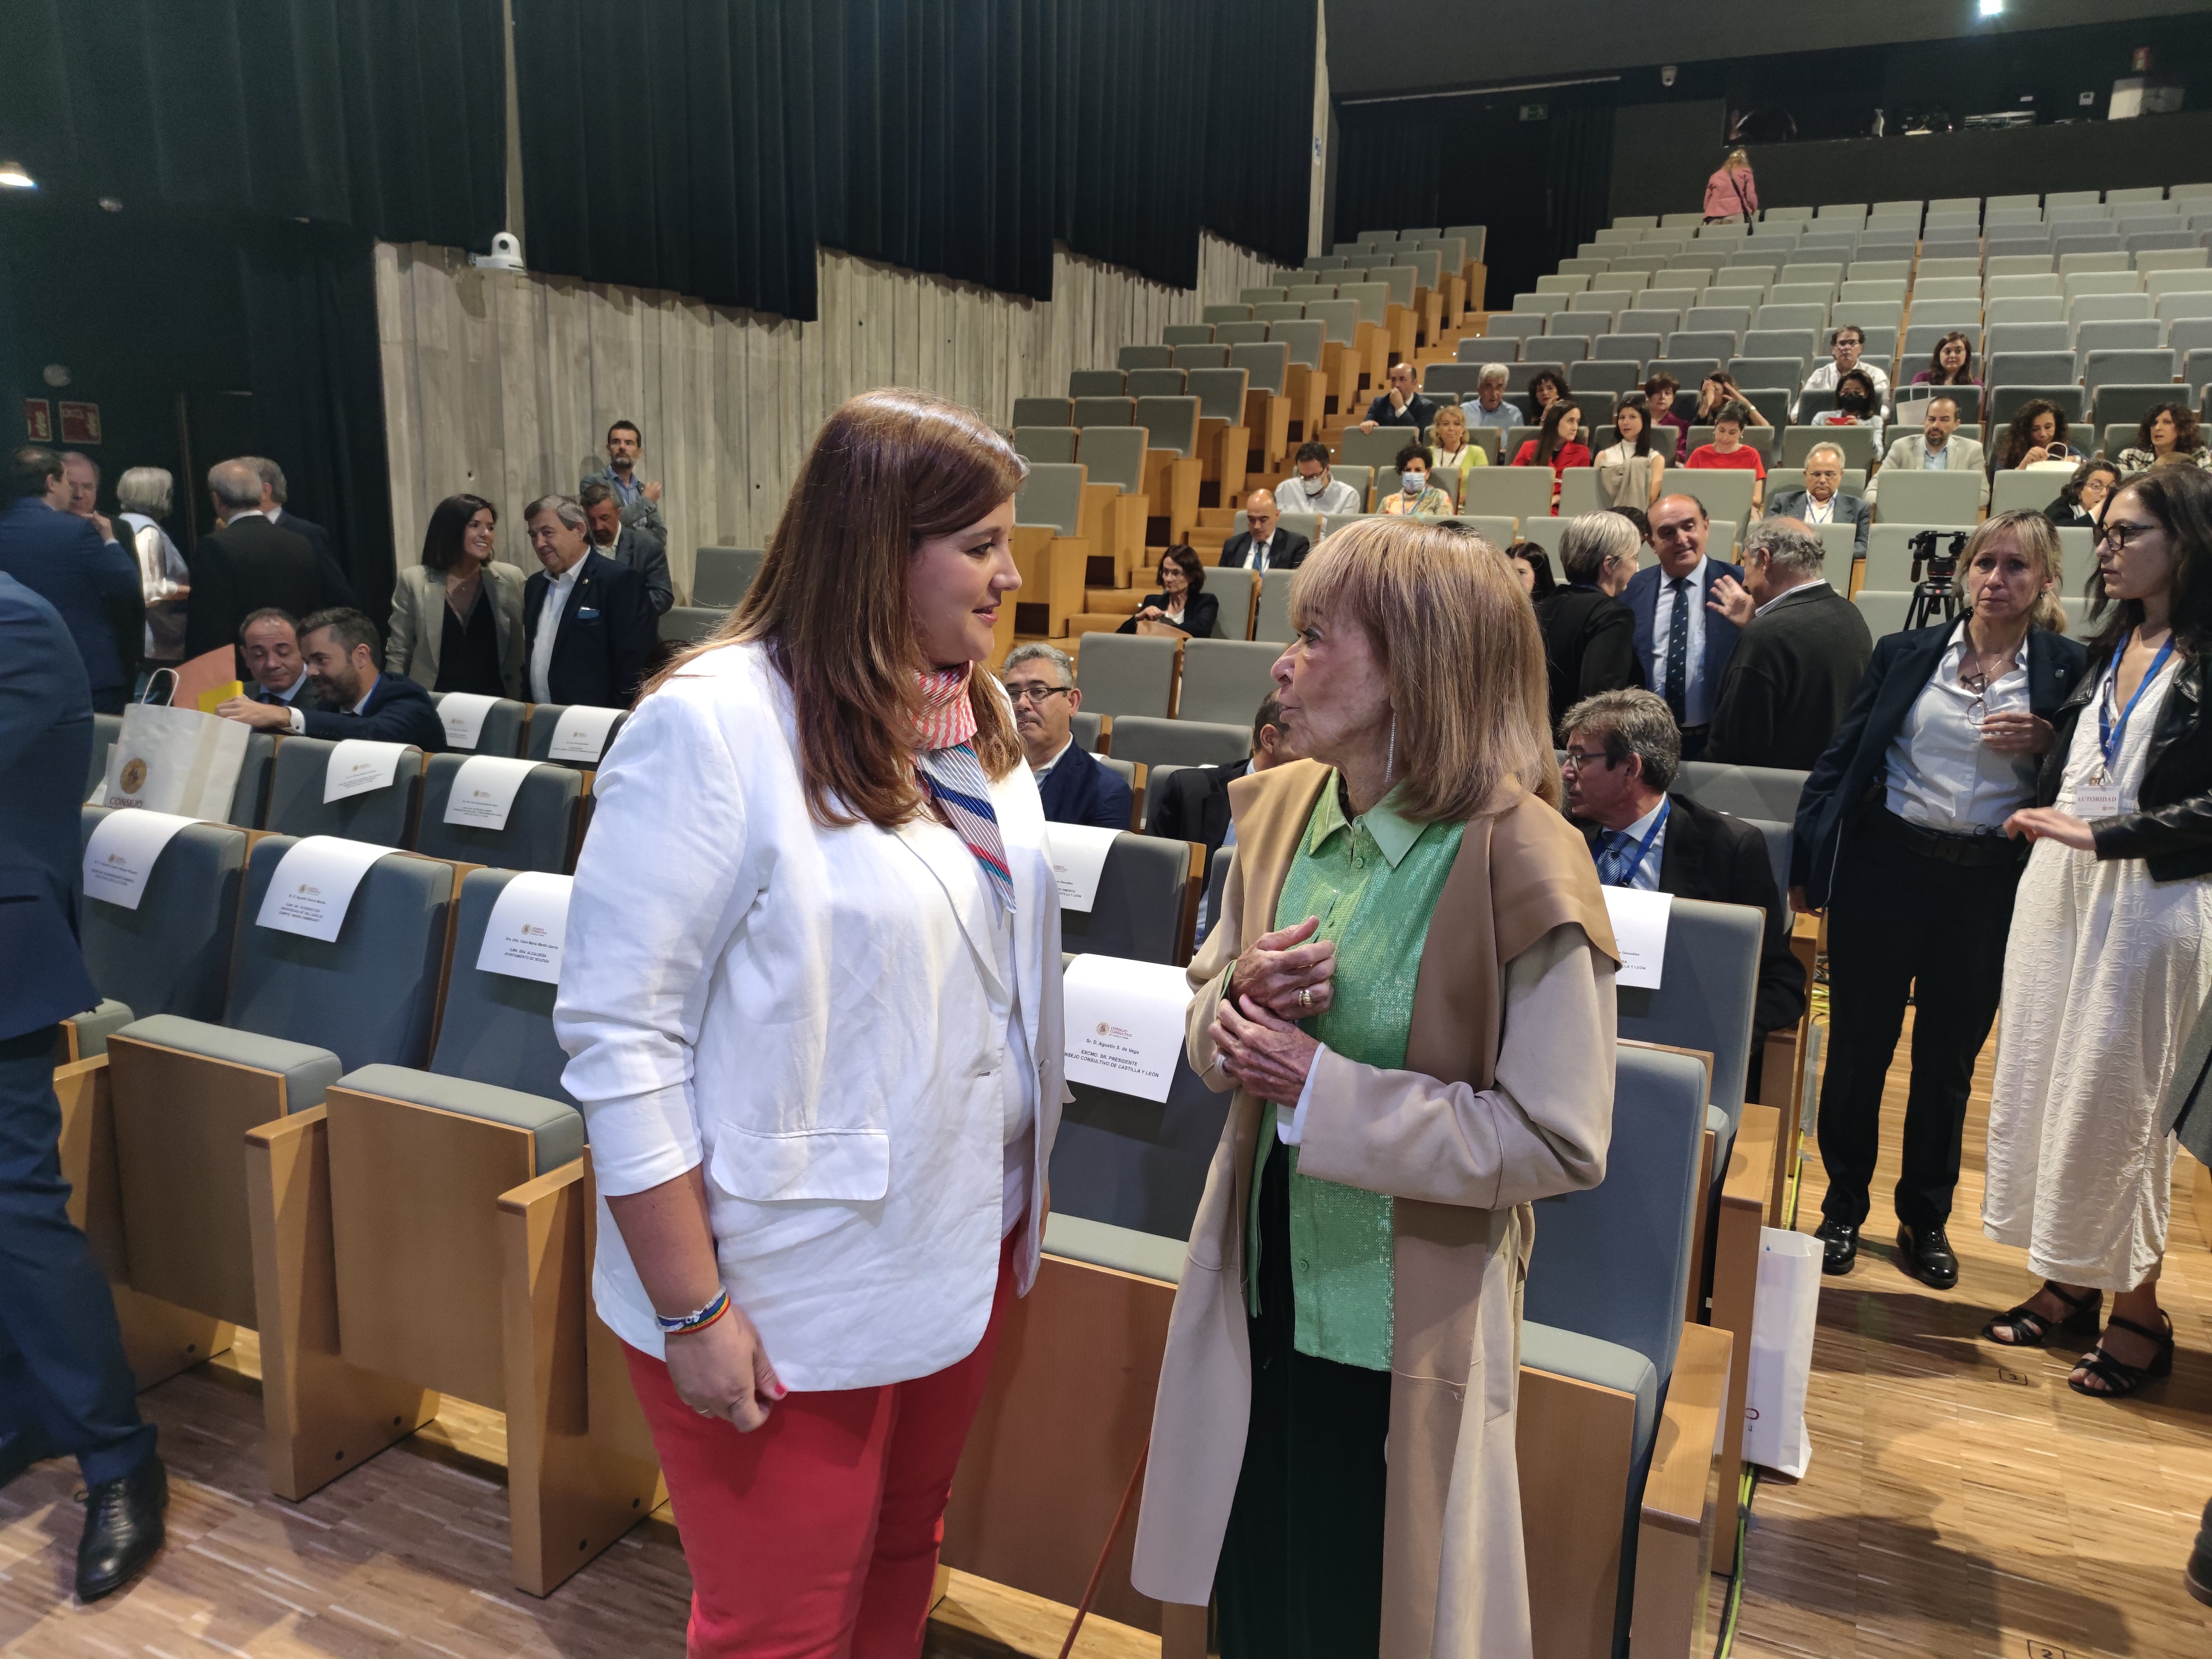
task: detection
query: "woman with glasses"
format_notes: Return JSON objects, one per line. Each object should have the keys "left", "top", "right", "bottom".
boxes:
{"left": 1118, "top": 544, "right": 1217, "bottom": 637}
{"left": 2047, "top": 459, "right": 2120, "bottom": 530}
{"left": 1983, "top": 469, "right": 2212, "bottom": 1400}
{"left": 1791, "top": 512, "right": 2084, "bottom": 1290}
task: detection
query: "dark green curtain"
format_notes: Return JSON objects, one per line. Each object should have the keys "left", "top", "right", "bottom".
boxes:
{"left": 1201, "top": 0, "right": 1319, "bottom": 267}
{"left": 0, "top": 0, "right": 504, "bottom": 250}
{"left": 515, "top": 0, "right": 821, "bottom": 319}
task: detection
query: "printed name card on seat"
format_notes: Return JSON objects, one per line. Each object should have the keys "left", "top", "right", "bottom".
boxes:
{"left": 1046, "top": 826, "right": 1203, "bottom": 967}
{"left": 413, "top": 754, "right": 584, "bottom": 874}
{"left": 430, "top": 691, "right": 528, "bottom": 757}
{"left": 526, "top": 704, "right": 628, "bottom": 770}
{"left": 263, "top": 736, "right": 425, "bottom": 846}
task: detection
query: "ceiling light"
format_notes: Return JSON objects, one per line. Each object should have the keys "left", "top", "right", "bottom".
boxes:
{"left": 0, "top": 161, "right": 35, "bottom": 190}
{"left": 1978, "top": 0, "right": 2004, "bottom": 15}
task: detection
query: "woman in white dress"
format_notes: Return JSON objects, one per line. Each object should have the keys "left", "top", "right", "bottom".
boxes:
{"left": 1984, "top": 468, "right": 2212, "bottom": 1399}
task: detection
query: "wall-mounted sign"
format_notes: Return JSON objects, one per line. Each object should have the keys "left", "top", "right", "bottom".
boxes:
{"left": 1519, "top": 102, "right": 1549, "bottom": 122}
{"left": 58, "top": 401, "right": 101, "bottom": 443}
{"left": 23, "top": 399, "right": 50, "bottom": 442}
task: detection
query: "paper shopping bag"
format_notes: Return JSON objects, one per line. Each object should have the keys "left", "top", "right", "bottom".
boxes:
{"left": 98, "top": 699, "right": 250, "bottom": 820}
{"left": 1741, "top": 1226, "right": 1821, "bottom": 1479}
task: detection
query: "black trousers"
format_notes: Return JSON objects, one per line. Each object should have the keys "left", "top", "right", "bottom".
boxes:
{"left": 1215, "top": 1137, "right": 1391, "bottom": 1659}
{"left": 1816, "top": 817, "right": 2024, "bottom": 1231}
{"left": 0, "top": 1026, "right": 155, "bottom": 1483}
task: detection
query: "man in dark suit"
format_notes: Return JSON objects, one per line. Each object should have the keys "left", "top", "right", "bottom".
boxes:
{"left": 1536, "top": 509, "right": 1644, "bottom": 731}
{"left": 1562, "top": 687, "right": 1806, "bottom": 1072}
{"left": 522, "top": 495, "right": 657, "bottom": 708}
{"left": 1148, "top": 694, "right": 1289, "bottom": 939}
{"left": 248, "top": 457, "right": 353, "bottom": 598}
{"left": 216, "top": 608, "right": 443, "bottom": 749}
{"left": 0, "top": 449, "right": 141, "bottom": 713}
{"left": 1001, "top": 643, "right": 1131, "bottom": 830}
{"left": 1706, "top": 518, "right": 1873, "bottom": 770}
{"left": 1217, "top": 490, "right": 1310, "bottom": 573}
{"left": 1356, "top": 360, "right": 1440, "bottom": 434}
{"left": 1624, "top": 494, "right": 1743, "bottom": 761}
{"left": 1766, "top": 442, "right": 1871, "bottom": 562}
{"left": 0, "top": 572, "right": 167, "bottom": 1598}
{"left": 234, "top": 608, "right": 312, "bottom": 711}
{"left": 580, "top": 482, "right": 675, "bottom": 614}
{"left": 185, "top": 460, "right": 353, "bottom": 664}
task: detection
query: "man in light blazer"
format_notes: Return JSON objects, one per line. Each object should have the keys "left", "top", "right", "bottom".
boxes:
{"left": 1864, "top": 396, "right": 1988, "bottom": 510}
{"left": 1766, "top": 442, "right": 1870, "bottom": 561}
{"left": 1216, "top": 489, "right": 1310, "bottom": 572}
{"left": 1623, "top": 494, "right": 1741, "bottom": 762}
{"left": 522, "top": 495, "right": 657, "bottom": 708}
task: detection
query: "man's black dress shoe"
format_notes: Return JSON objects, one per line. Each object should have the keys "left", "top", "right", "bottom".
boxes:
{"left": 1815, "top": 1218, "right": 1858, "bottom": 1275}
{"left": 77, "top": 1455, "right": 166, "bottom": 1602}
{"left": 1896, "top": 1222, "right": 1959, "bottom": 1290}
{"left": 0, "top": 1431, "right": 58, "bottom": 1491}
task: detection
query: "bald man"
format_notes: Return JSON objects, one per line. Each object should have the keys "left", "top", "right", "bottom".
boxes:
{"left": 1216, "top": 489, "right": 1310, "bottom": 572}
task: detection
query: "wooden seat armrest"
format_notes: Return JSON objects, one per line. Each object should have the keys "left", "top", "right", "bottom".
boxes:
{"left": 498, "top": 1154, "right": 589, "bottom": 1214}
{"left": 246, "top": 1102, "right": 328, "bottom": 1147}
{"left": 1722, "top": 1103, "right": 1779, "bottom": 1207}
{"left": 1640, "top": 1322, "right": 1732, "bottom": 1535}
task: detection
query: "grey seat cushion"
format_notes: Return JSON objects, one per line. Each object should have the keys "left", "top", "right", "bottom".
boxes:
{"left": 1521, "top": 1320, "right": 1659, "bottom": 1463}
{"left": 79, "top": 808, "right": 247, "bottom": 1024}
{"left": 1041, "top": 1213, "right": 1186, "bottom": 1286}
{"left": 68, "top": 998, "right": 136, "bottom": 1057}
{"left": 338, "top": 1064, "right": 585, "bottom": 1176}
{"left": 116, "top": 1013, "right": 342, "bottom": 1110}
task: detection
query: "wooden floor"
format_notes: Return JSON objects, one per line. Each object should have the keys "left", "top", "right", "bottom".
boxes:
{"left": 5, "top": 1011, "right": 2209, "bottom": 1659}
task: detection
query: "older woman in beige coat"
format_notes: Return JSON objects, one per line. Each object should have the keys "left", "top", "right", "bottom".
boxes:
{"left": 1131, "top": 518, "right": 1619, "bottom": 1659}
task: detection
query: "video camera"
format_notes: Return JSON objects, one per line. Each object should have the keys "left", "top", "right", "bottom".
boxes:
{"left": 1905, "top": 528, "right": 1970, "bottom": 630}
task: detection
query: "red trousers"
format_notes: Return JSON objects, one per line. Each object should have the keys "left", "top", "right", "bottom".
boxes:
{"left": 624, "top": 1233, "right": 1016, "bottom": 1658}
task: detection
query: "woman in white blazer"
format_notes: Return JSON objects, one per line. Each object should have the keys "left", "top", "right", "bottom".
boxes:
{"left": 384, "top": 492, "right": 527, "bottom": 697}
{"left": 555, "top": 389, "right": 1063, "bottom": 1655}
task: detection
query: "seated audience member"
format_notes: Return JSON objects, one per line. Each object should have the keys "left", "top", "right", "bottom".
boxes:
{"left": 1686, "top": 403, "right": 1767, "bottom": 513}
{"left": 1808, "top": 369, "right": 1884, "bottom": 449}
{"left": 1535, "top": 510, "right": 1643, "bottom": 726}
{"left": 1280, "top": 440, "right": 1364, "bottom": 516}
{"left": 1625, "top": 493, "right": 1744, "bottom": 760}
{"left": 1427, "top": 403, "right": 1487, "bottom": 474}
{"left": 579, "top": 419, "right": 667, "bottom": 545}
{"left": 1562, "top": 687, "right": 1805, "bottom": 1070}
{"left": 1219, "top": 488, "right": 1308, "bottom": 571}
{"left": 579, "top": 482, "right": 674, "bottom": 615}
{"left": 1865, "top": 396, "right": 1988, "bottom": 508}
{"left": 2047, "top": 458, "right": 2120, "bottom": 528}
{"left": 1644, "top": 373, "right": 1691, "bottom": 455}
{"left": 1001, "top": 642, "right": 1131, "bottom": 830}
{"left": 1595, "top": 395, "right": 1663, "bottom": 511}
{"left": 236, "top": 608, "right": 311, "bottom": 709}
{"left": 1465, "top": 364, "right": 1523, "bottom": 431}
{"left": 218, "top": 607, "right": 444, "bottom": 749}
{"left": 1505, "top": 540, "right": 1557, "bottom": 601}
{"left": 387, "top": 493, "right": 526, "bottom": 697}
{"left": 2116, "top": 403, "right": 2212, "bottom": 476}
{"left": 1705, "top": 517, "right": 1874, "bottom": 769}
{"left": 0, "top": 446, "right": 140, "bottom": 714}
{"left": 1768, "top": 442, "right": 1871, "bottom": 560}
{"left": 186, "top": 458, "right": 353, "bottom": 663}
{"left": 1795, "top": 325, "right": 1893, "bottom": 422}
{"left": 1511, "top": 399, "right": 1591, "bottom": 514}
{"left": 1525, "top": 369, "right": 1569, "bottom": 425}
{"left": 1148, "top": 693, "right": 1290, "bottom": 934}
{"left": 522, "top": 493, "right": 657, "bottom": 707}
{"left": 1118, "top": 545, "right": 1217, "bottom": 637}
{"left": 1696, "top": 371, "right": 1770, "bottom": 428}
{"left": 1382, "top": 445, "right": 1454, "bottom": 516}
{"left": 1912, "top": 331, "right": 1980, "bottom": 391}
{"left": 1995, "top": 399, "right": 2074, "bottom": 473}
{"left": 115, "top": 467, "right": 189, "bottom": 674}
{"left": 1358, "top": 361, "right": 1439, "bottom": 434}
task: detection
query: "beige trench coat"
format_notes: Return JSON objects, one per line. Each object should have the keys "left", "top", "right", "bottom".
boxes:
{"left": 1130, "top": 760, "right": 1619, "bottom": 1659}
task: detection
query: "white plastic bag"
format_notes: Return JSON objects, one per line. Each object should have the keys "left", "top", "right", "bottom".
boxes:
{"left": 1741, "top": 1226, "right": 1821, "bottom": 1478}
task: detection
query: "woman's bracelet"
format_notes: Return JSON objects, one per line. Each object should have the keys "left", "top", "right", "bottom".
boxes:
{"left": 657, "top": 1286, "right": 731, "bottom": 1337}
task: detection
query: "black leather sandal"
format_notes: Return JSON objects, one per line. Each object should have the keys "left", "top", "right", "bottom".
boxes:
{"left": 1984, "top": 1281, "right": 2102, "bottom": 1347}
{"left": 2069, "top": 1311, "right": 2175, "bottom": 1400}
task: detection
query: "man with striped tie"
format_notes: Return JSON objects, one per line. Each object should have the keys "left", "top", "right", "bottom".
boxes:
{"left": 1623, "top": 494, "right": 1743, "bottom": 764}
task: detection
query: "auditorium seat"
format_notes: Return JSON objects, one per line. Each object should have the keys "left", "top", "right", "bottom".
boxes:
{"left": 69, "top": 809, "right": 247, "bottom": 1058}
{"left": 1658, "top": 467, "right": 1755, "bottom": 530}
{"left": 2093, "top": 383, "right": 2186, "bottom": 430}
{"left": 1075, "top": 633, "right": 1178, "bottom": 718}
{"left": 223, "top": 729, "right": 278, "bottom": 828}
{"left": 1781, "top": 425, "right": 1875, "bottom": 470}
{"left": 1109, "top": 715, "right": 1251, "bottom": 773}
{"left": 85, "top": 710, "right": 121, "bottom": 800}
{"left": 412, "top": 755, "right": 583, "bottom": 874}
{"left": 1178, "top": 640, "right": 1280, "bottom": 725}
{"left": 1012, "top": 396, "right": 1075, "bottom": 430}
{"left": 525, "top": 704, "right": 629, "bottom": 769}
{"left": 1055, "top": 832, "right": 1201, "bottom": 966}
{"left": 1461, "top": 467, "right": 1557, "bottom": 522}
{"left": 1673, "top": 761, "right": 1810, "bottom": 826}
{"left": 691, "top": 545, "right": 766, "bottom": 608}
{"left": 1161, "top": 324, "right": 1213, "bottom": 347}
{"left": 430, "top": 691, "right": 529, "bottom": 757}
{"left": 657, "top": 606, "right": 725, "bottom": 645}
{"left": 1852, "top": 588, "right": 1913, "bottom": 640}
{"left": 264, "top": 736, "right": 425, "bottom": 847}
{"left": 1118, "top": 344, "right": 1171, "bottom": 371}
{"left": 1871, "top": 469, "right": 1982, "bottom": 527}
{"left": 1252, "top": 570, "right": 1295, "bottom": 644}
{"left": 1014, "top": 426, "right": 1079, "bottom": 466}
{"left": 1126, "top": 367, "right": 1186, "bottom": 399}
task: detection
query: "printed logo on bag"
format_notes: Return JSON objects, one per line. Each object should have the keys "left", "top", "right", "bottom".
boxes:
{"left": 119, "top": 758, "right": 148, "bottom": 792}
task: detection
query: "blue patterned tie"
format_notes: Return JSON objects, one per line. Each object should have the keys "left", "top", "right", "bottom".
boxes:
{"left": 1595, "top": 831, "right": 1638, "bottom": 887}
{"left": 1663, "top": 575, "right": 1691, "bottom": 722}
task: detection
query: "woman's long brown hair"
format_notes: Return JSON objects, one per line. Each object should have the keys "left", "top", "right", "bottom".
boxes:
{"left": 644, "top": 389, "right": 1025, "bottom": 829}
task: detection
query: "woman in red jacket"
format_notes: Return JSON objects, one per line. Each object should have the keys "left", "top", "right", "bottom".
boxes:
{"left": 1511, "top": 399, "right": 1592, "bottom": 515}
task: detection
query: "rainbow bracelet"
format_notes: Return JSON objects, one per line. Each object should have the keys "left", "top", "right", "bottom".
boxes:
{"left": 657, "top": 1286, "right": 731, "bottom": 1336}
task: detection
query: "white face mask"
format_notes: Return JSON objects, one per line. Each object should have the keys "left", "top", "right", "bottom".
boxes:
{"left": 1301, "top": 473, "right": 1328, "bottom": 497}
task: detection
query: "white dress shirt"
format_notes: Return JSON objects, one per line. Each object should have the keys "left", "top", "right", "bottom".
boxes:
{"left": 530, "top": 559, "right": 583, "bottom": 704}
{"left": 1031, "top": 734, "right": 1075, "bottom": 778}
{"left": 1755, "top": 577, "right": 1829, "bottom": 618}
{"left": 1882, "top": 623, "right": 2036, "bottom": 833}
{"left": 1648, "top": 564, "right": 1715, "bottom": 727}
{"left": 1246, "top": 535, "right": 1277, "bottom": 571}
{"left": 1284, "top": 475, "right": 1363, "bottom": 516}
{"left": 1798, "top": 493, "right": 1836, "bottom": 526}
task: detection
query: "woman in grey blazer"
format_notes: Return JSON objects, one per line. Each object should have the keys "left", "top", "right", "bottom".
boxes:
{"left": 385, "top": 493, "right": 527, "bottom": 698}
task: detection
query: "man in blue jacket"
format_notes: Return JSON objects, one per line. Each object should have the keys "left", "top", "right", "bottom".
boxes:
{"left": 0, "top": 573, "right": 167, "bottom": 1598}
{"left": 1622, "top": 494, "right": 1744, "bottom": 762}
{"left": 0, "top": 449, "right": 141, "bottom": 713}
{"left": 1002, "top": 643, "right": 1131, "bottom": 830}
{"left": 216, "top": 608, "right": 444, "bottom": 750}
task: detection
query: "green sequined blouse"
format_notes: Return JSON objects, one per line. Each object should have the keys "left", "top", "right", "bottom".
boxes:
{"left": 1245, "top": 774, "right": 1467, "bottom": 1371}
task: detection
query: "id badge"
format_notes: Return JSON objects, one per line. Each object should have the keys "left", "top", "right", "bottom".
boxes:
{"left": 2074, "top": 780, "right": 2122, "bottom": 819}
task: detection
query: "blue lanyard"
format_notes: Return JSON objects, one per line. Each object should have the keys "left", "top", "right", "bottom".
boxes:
{"left": 1605, "top": 797, "right": 1670, "bottom": 886}
{"left": 2099, "top": 633, "right": 2175, "bottom": 776}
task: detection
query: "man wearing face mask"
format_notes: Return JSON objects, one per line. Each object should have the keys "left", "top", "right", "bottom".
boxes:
{"left": 1283, "top": 441, "right": 1363, "bottom": 517}
{"left": 1794, "top": 326, "right": 1892, "bottom": 423}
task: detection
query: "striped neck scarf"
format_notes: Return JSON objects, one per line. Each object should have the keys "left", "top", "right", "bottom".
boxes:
{"left": 913, "top": 665, "right": 1014, "bottom": 913}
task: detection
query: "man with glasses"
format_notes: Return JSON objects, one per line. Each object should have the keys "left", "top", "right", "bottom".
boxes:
{"left": 1768, "top": 442, "right": 1870, "bottom": 561}
{"left": 1002, "top": 643, "right": 1130, "bottom": 829}
{"left": 1622, "top": 493, "right": 1743, "bottom": 761}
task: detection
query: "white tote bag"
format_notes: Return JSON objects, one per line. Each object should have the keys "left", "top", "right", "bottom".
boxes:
{"left": 97, "top": 687, "right": 250, "bottom": 820}
{"left": 1741, "top": 1226, "right": 1822, "bottom": 1479}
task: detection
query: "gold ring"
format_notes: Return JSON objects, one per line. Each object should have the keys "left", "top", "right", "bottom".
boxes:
{"left": 1299, "top": 987, "right": 1312, "bottom": 1010}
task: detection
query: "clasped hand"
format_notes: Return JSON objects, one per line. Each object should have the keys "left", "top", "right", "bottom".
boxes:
{"left": 1212, "top": 916, "right": 1332, "bottom": 1104}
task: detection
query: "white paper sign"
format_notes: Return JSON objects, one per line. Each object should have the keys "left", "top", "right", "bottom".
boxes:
{"left": 256, "top": 835, "right": 392, "bottom": 943}
{"left": 1061, "top": 952, "right": 1191, "bottom": 1102}
{"left": 1045, "top": 823, "right": 1119, "bottom": 913}
{"left": 323, "top": 739, "right": 407, "bottom": 803}
{"left": 437, "top": 692, "right": 498, "bottom": 751}
{"left": 443, "top": 755, "right": 540, "bottom": 831}
{"left": 82, "top": 808, "right": 200, "bottom": 911}
{"left": 545, "top": 705, "right": 622, "bottom": 764}
{"left": 1601, "top": 886, "right": 1674, "bottom": 990}
{"left": 476, "top": 872, "right": 573, "bottom": 984}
